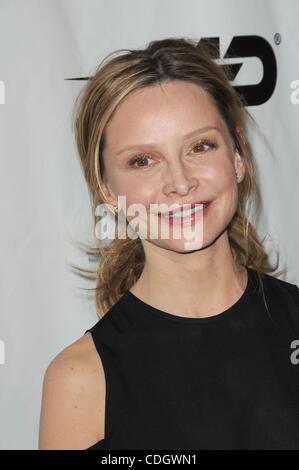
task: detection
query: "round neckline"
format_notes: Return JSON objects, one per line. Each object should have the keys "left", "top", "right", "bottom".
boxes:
{"left": 123, "top": 267, "right": 257, "bottom": 324}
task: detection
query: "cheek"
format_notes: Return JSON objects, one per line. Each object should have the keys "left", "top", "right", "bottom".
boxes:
{"left": 208, "top": 159, "right": 234, "bottom": 192}
{"left": 207, "top": 161, "right": 238, "bottom": 217}
{"left": 112, "top": 176, "right": 155, "bottom": 209}
{"left": 216, "top": 167, "right": 238, "bottom": 217}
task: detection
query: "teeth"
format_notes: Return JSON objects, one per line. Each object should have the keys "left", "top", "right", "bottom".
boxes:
{"left": 162, "top": 204, "right": 205, "bottom": 219}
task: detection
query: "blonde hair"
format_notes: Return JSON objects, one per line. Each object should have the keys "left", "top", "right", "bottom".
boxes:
{"left": 71, "top": 36, "right": 283, "bottom": 318}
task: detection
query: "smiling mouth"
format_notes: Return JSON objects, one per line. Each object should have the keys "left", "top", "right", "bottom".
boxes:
{"left": 157, "top": 201, "right": 211, "bottom": 219}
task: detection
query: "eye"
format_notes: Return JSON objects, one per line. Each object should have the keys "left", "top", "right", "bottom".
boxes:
{"left": 128, "top": 154, "right": 154, "bottom": 168}
{"left": 190, "top": 138, "right": 218, "bottom": 154}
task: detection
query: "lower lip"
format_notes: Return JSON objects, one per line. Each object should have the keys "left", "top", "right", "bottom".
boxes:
{"left": 158, "top": 202, "right": 212, "bottom": 226}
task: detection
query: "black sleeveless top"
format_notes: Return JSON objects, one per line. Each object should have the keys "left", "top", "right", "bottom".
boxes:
{"left": 85, "top": 267, "right": 299, "bottom": 450}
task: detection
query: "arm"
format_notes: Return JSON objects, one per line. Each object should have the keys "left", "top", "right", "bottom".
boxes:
{"left": 38, "top": 334, "right": 105, "bottom": 450}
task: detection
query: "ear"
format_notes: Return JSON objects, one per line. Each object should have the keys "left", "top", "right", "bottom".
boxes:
{"left": 236, "top": 125, "right": 246, "bottom": 146}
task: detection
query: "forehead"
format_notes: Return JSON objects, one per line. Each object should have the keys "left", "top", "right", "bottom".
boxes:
{"left": 104, "top": 80, "right": 227, "bottom": 146}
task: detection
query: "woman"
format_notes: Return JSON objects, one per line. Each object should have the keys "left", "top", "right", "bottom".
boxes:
{"left": 39, "top": 37, "right": 299, "bottom": 450}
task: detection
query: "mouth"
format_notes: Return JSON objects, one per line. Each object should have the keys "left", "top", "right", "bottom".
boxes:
{"left": 157, "top": 200, "right": 212, "bottom": 225}
{"left": 158, "top": 201, "right": 211, "bottom": 217}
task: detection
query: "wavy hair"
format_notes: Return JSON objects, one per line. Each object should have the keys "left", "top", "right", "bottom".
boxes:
{"left": 70, "top": 36, "right": 283, "bottom": 318}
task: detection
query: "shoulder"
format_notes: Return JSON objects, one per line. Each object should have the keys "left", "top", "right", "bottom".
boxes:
{"left": 262, "top": 271, "right": 299, "bottom": 297}
{"left": 39, "top": 332, "right": 105, "bottom": 450}
{"left": 260, "top": 271, "right": 299, "bottom": 329}
{"left": 42, "top": 332, "right": 103, "bottom": 394}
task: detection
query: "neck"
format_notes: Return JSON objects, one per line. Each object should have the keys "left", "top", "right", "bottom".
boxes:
{"left": 130, "top": 231, "right": 248, "bottom": 319}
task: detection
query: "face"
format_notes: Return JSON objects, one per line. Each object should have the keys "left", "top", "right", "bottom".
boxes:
{"left": 101, "top": 80, "right": 244, "bottom": 252}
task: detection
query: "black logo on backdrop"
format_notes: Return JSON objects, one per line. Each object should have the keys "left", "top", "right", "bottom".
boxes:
{"left": 199, "top": 35, "right": 277, "bottom": 106}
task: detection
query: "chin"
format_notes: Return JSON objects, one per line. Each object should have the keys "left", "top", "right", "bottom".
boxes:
{"left": 150, "top": 237, "right": 207, "bottom": 253}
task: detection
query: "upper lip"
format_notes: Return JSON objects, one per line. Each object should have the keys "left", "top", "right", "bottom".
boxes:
{"left": 157, "top": 200, "right": 211, "bottom": 216}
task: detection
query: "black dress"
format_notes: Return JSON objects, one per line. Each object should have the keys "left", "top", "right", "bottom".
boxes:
{"left": 85, "top": 267, "right": 299, "bottom": 450}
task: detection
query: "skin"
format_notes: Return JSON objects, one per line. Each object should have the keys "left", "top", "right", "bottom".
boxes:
{"left": 39, "top": 79, "right": 247, "bottom": 449}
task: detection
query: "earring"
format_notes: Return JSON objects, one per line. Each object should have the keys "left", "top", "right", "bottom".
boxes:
{"left": 235, "top": 172, "right": 242, "bottom": 183}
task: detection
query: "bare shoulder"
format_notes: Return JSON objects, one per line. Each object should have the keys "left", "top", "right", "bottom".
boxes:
{"left": 39, "top": 331, "right": 105, "bottom": 450}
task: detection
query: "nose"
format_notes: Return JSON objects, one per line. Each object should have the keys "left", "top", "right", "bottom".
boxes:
{"left": 162, "top": 159, "right": 198, "bottom": 196}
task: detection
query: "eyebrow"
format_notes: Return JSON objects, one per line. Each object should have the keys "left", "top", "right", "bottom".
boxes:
{"left": 115, "top": 125, "right": 222, "bottom": 155}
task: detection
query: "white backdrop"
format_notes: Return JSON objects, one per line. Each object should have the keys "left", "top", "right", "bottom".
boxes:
{"left": 0, "top": 0, "right": 299, "bottom": 450}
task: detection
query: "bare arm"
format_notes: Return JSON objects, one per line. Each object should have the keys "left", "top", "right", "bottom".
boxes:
{"left": 39, "top": 333, "right": 105, "bottom": 450}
